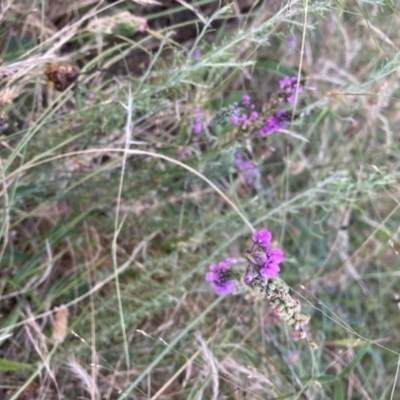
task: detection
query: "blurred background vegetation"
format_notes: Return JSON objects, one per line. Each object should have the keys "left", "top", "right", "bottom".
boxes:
{"left": 1, "top": 0, "right": 400, "bottom": 398}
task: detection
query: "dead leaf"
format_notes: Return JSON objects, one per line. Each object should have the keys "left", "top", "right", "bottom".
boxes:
{"left": 45, "top": 63, "right": 79, "bottom": 91}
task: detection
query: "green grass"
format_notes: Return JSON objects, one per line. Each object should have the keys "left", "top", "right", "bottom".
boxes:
{"left": 1, "top": 0, "right": 400, "bottom": 398}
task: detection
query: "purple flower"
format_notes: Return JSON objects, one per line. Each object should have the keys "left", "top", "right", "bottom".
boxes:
{"left": 259, "top": 260, "right": 281, "bottom": 279}
{"left": 179, "top": 147, "right": 192, "bottom": 158}
{"left": 242, "top": 94, "right": 251, "bottom": 105}
{"left": 234, "top": 151, "right": 244, "bottom": 164}
{"left": 233, "top": 151, "right": 259, "bottom": 188}
{"left": 252, "top": 229, "right": 272, "bottom": 248}
{"left": 252, "top": 247, "right": 283, "bottom": 265}
{"left": 138, "top": 19, "right": 147, "bottom": 33}
{"left": 205, "top": 260, "right": 236, "bottom": 295}
{"left": 259, "top": 110, "right": 288, "bottom": 136}
{"left": 229, "top": 109, "right": 248, "bottom": 127}
{"left": 228, "top": 97, "right": 258, "bottom": 128}
{"left": 259, "top": 247, "right": 284, "bottom": 279}
{"left": 192, "top": 108, "right": 206, "bottom": 135}
{"left": 186, "top": 48, "right": 201, "bottom": 59}
{"left": 287, "top": 94, "right": 296, "bottom": 105}
{"left": 279, "top": 76, "right": 297, "bottom": 91}
{"left": 279, "top": 76, "right": 303, "bottom": 104}
{"left": 230, "top": 115, "right": 240, "bottom": 125}
{"left": 240, "top": 115, "right": 250, "bottom": 127}
{"left": 249, "top": 111, "right": 258, "bottom": 121}
{"left": 268, "top": 248, "right": 284, "bottom": 263}
{"left": 239, "top": 162, "right": 258, "bottom": 185}
{"left": 287, "top": 35, "right": 296, "bottom": 49}
{"left": 252, "top": 251, "right": 268, "bottom": 266}
{"left": 192, "top": 48, "right": 201, "bottom": 59}
{"left": 249, "top": 229, "right": 285, "bottom": 280}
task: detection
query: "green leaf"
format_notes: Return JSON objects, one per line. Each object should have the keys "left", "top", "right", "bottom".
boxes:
{"left": 316, "top": 343, "right": 370, "bottom": 385}
{"left": 315, "top": 374, "right": 337, "bottom": 383}
{"left": 11, "top": 254, "right": 41, "bottom": 283}
{"left": 209, "top": 106, "right": 238, "bottom": 127}
{"left": 0, "top": 358, "right": 31, "bottom": 371}
{"left": 338, "top": 343, "right": 369, "bottom": 378}
{"left": 3, "top": 35, "right": 35, "bottom": 62}
{"left": 335, "top": 380, "right": 344, "bottom": 400}
{"left": 328, "top": 339, "right": 368, "bottom": 347}
{"left": 254, "top": 59, "right": 299, "bottom": 77}
{"left": 0, "top": 12, "right": 31, "bottom": 36}
{"left": 0, "top": 300, "right": 23, "bottom": 347}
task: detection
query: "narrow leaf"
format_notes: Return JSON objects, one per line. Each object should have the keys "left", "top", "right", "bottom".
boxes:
{"left": 334, "top": 380, "right": 344, "bottom": 400}
{"left": 0, "top": 358, "right": 31, "bottom": 371}
{"left": 339, "top": 343, "right": 369, "bottom": 379}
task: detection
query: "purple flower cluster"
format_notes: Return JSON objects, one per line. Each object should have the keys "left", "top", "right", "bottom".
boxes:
{"left": 193, "top": 77, "right": 302, "bottom": 138}
{"left": 229, "top": 95, "right": 259, "bottom": 128}
{"left": 233, "top": 151, "right": 259, "bottom": 188}
{"left": 247, "top": 229, "right": 284, "bottom": 281}
{"left": 205, "top": 229, "right": 284, "bottom": 295}
{"left": 258, "top": 76, "right": 303, "bottom": 136}
{"left": 279, "top": 76, "right": 303, "bottom": 105}
{"left": 259, "top": 110, "right": 288, "bottom": 137}
{"left": 204, "top": 230, "right": 310, "bottom": 338}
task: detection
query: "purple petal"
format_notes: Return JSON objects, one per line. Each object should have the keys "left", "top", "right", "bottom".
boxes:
{"left": 279, "top": 76, "right": 293, "bottom": 90}
{"left": 205, "top": 271, "right": 218, "bottom": 282}
{"left": 242, "top": 94, "right": 251, "bottom": 105}
{"left": 240, "top": 115, "right": 249, "bottom": 126}
{"left": 287, "top": 35, "right": 296, "bottom": 49}
{"left": 224, "top": 257, "right": 247, "bottom": 265}
{"left": 193, "top": 49, "right": 201, "bottom": 59}
{"left": 266, "top": 262, "right": 281, "bottom": 272}
{"left": 259, "top": 111, "right": 288, "bottom": 136}
{"left": 208, "top": 264, "right": 218, "bottom": 273}
{"left": 234, "top": 152, "right": 260, "bottom": 188}
{"left": 252, "top": 229, "right": 272, "bottom": 247}
{"left": 250, "top": 111, "right": 259, "bottom": 121}
{"left": 192, "top": 122, "right": 202, "bottom": 134}
{"left": 254, "top": 252, "right": 267, "bottom": 265}
{"left": 234, "top": 151, "right": 244, "bottom": 164}
{"left": 259, "top": 265, "right": 280, "bottom": 279}
{"left": 205, "top": 261, "right": 235, "bottom": 295}
{"left": 192, "top": 108, "right": 206, "bottom": 135}
{"left": 213, "top": 280, "right": 235, "bottom": 295}
{"left": 269, "top": 249, "right": 284, "bottom": 263}
{"left": 230, "top": 115, "right": 240, "bottom": 125}
{"left": 217, "top": 260, "right": 230, "bottom": 270}
{"left": 240, "top": 162, "right": 257, "bottom": 186}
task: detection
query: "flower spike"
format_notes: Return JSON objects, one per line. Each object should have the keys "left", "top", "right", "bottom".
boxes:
{"left": 205, "top": 228, "right": 311, "bottom": 338}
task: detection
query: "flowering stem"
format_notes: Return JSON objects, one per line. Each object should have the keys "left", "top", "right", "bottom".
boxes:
{"left": 205, "top": 229, "right": 311, "bottom": 339}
